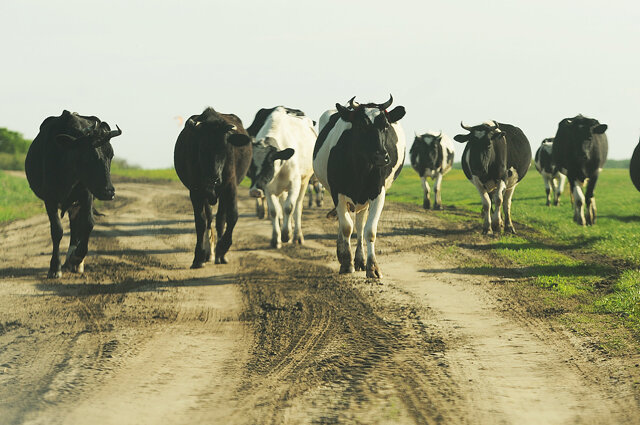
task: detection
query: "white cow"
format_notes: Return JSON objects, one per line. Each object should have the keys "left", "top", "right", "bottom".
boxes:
{"left": 248, "top": 107, "right": 316, "bottom": 248}
{"left": 534, "top": 138, "right": 567, "bottom": 206}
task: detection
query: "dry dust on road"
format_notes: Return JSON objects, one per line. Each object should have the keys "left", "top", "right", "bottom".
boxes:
{"left": 0, "top": 180, "right": 638, "bottom": 424}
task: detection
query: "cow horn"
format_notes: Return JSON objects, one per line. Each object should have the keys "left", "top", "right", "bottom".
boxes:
{"left": 486, "top": 120, "right": 498, "bottom": 130}
{"left": 436, "top": 131, "right": 442, "bottom": 138}
{"left": 348, "top": 96, "right": 359, "bottom": 109}
{"left": 108, "top": 125, "right": 122, "bottom": 139}
{"left": 460, "top": 121, "right": 473, "bottom": 131}
{"left": 187, "top": 118, "right": 200, "bottom": 128}
{"left": 379, "top": 94, "right": 393, "bottom": 110}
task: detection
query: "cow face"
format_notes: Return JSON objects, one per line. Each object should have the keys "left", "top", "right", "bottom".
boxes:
{"left": 55, "top": 113, "right": 121, "bottom": 200}
{"left": 248, "top": 137, "right": 294, "bottom": 198}
{"left": 454, "top": 121, "right": 504, "bottom": 147}
{"left": 335, "top": 96, "right": 405, "bottom": 169}
{"left": 555, "top": 115, "right": 607, "bottom": 162}
{"left": 410, "top": 132, "right": 442, "bottom": 174}
{"left": 187, "top": 113, "right": 250, "bottom": 203}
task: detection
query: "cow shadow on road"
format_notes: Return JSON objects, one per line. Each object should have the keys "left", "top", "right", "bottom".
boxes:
{"left": 0, "top": 267, "right": 48, "bottom": 279}
{"left": 457, "top": 235, "right": 603, "bottom": 253}
{"left": 34, "top": 273, "right": 246, "bottom": 297}
{"left": 599, "top": 214, "right": 640, "bottom": 223}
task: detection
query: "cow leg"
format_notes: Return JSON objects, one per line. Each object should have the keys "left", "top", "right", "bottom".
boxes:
{"left": 585, "top": 175, "right": 599, "bottom": 225}
{"left": 315, "top": 182, "right": 324, "bottom": 207}
{"left": 204, "top": 203, "right": 215, "bottom": 262}
{"left": 542, "top": 174, "right": 552, "bottom": 206}
{"left": 63, "top": 190, "right": 93, "bottom": 273}
{"left": 215, "top": 185, "right": 239, "bottom": 264}
{"left": 354, "top": 205, "right": 369, "bottom": 272}
{"left": 472, "top": 177, "right": 492, "bottom": 234}
{"left": 307, "top": 184, "right": 313, "bottom": 208}
{"left": 571, "top": 179, "right": 586, "bottom": 226}
{"left": 555, "top": 173, "right": 567, "bottom": 206}
{"left": 282, "top": 179, "right": 301, "bottom": 243}
{"left": 292, "top": 176, "right": 311, "bottom": 244}
{"left": 336, "top": 197, "right": 354, "bottom": 274}
{"left": 433, "top": 173, "right": 444, "bottom": 210}
{"left": 491, "top": 181, "right": 506, "bottom": 232}
{"left": 267, "top": 193, "right": 283, "bottom": 248}
{"left": 189, "top": 191, "right": 208, "bottom": 268}
{"left": 256, "top": 197, "right": 267, "bottom": 219}
{"left": 365, "top": 190, "right": 386, "bottom": 278}
{"left": 421, "top": 176, "right": 431, "bottom": 209}
{"left": 504, "top": 184, "right": 517, "bottom": 234}
{"left": 45, "top": 201, "right": 63, "bottom": 278}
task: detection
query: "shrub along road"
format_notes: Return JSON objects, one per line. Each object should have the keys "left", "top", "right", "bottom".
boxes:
{"left": 0, "top": 180, "right": 638, "bottom": 424}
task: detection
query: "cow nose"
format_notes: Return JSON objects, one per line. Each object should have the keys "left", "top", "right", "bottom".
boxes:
{"left": 384, "top": 153, "right": 390, "bottom": 164}
{"left": 250, "top": 188, "right": 264, "bottom": 198}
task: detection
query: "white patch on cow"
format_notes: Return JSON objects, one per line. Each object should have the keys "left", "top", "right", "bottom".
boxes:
{"left": 364, "top": 107, "right": 382, "bottom": 124}
{"left": 541, "top": 141, "right": 553, "bottom": 153}
{"left": 473, "top": 130, "right": 486, "bottom": 139}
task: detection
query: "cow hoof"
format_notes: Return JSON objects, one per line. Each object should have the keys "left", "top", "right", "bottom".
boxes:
{"left": 339, "top": 264, "right": 355, "bottom": 274}
{"left": 434, "top": 204, "right": 443, "bottom": 211}
{"left": 506, "top": 225, "right": 516, "bottom": 234}
{"left": 270, "top": 240, "right": 282, "bottom": 249}
{"left": 354, "top": 258, "right": 366, "bottom": 271}
{"left": 190, "top": 261, "right": 205, "bottom": 269}
{"left": 366, "top": 261, "right": 382, "bottom": 279}
{"left": 423, "top": 199, "right": 430, "bottom": 210}
{"left": 293, "top": 236, "right": 304, "bottom": 245}
{"left": 483, "top": 229, "right": 493, "bottom": 236}
{"left": 215, "top": 256, "right": 228, "bottom": 264}
{"left": 47, "top": 270, "right": 62, "bottom": 279}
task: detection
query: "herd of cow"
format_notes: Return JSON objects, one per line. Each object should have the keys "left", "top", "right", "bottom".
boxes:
{"left": 23, "top": 96, "right": 636, "bottom": 280}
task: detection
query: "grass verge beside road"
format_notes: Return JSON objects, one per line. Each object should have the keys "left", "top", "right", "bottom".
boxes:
{"left": 0, "top": 170, "right": 43, "bottom": 222}
{"left": 388, "top": 167, "right": 640, "bottom": 350}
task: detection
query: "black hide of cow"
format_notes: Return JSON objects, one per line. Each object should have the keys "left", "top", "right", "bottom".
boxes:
{"left": 458, "top": 122, "right": 531, "bottom": 185}
{"left": 630, "top": 138, "right": 640, "bottom": 192}
{"left": 316, "top": 103, "right": 406, "bottom": 205}
{"left": 551, "top": 115, "right": 608, "bottom": 225}
{"left": 174, "top": 107, "right": 252, "bottom": 268}
{"left": 535, "top": 139, "right": 555, "bottom": 174}
{"left": 24, "top": 110, "right": 122, "bottom": 278}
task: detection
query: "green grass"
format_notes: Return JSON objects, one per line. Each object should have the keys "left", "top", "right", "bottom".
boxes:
{"left": 0, "top": 171, "right": 43, "bottom": 222}
{"left": 388, "top": 166, "right": 640, "bottom": 334}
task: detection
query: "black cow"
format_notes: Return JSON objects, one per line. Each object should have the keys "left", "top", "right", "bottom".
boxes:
{"left": 630, "top": 138, "right": 640, "bottom": 192}
{"left": 313, "top": 95, "right": 406, "bottom": 278}
{"left": 409, "top": 131, "right": 455, "bottom": 209}
{"left": 174, "top": 107, "right": 251, "bottom": 268}
{"left": 455, "top": 121, "right": 531, "bottom": 234}
{"left": 534, "top": 138, "right": 567, "bottom": 206}
{"left": 24, "top": 110, "right": 122, "bottom": 278}
{"left": 552, "top": 115, "right": 608, "bottom": 225}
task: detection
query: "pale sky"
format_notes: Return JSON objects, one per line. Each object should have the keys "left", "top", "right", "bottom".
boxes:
{"left": 1, "top": 1, "right": 638, "bottom": 168}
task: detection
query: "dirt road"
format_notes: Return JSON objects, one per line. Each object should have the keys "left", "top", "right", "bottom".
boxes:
{"left": 1, "top": 181, "right": 638, "bottom": 424}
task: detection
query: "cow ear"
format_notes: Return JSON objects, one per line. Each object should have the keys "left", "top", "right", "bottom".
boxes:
{"left": 386, "top": 106, "right": 406, "bottom": 123}
{"left": 593, "top": 124, "right": 608, "bottom": 134}
{"left": 336, "top": 103, "right": 354, "bottom": 122}
{"left": 55, "top": 134, "right": 80, "bottom": 149}
{"left": 273, "top": 148, "right": 295, "bottom": 161}
{"left": 454, "top": 134, "right": 469, "bottom": 143}
{"left": 490, "top": 131, "right": 505, "bottom": 141}
{"left": 227, "top": 133, "right": 251, "bottom": 147}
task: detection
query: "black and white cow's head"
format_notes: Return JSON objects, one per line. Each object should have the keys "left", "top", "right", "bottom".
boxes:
{"left": 55, "top": 110, "right": 122, "bottom": 201}
{"left": 454, "top": 121, "right": 506, "bottom": 178}
{"left": 186, "top": 108, "right": 251, "bottom": 203}
{"left": 555, "top": 115, "right": 607, "bottom": 162}
{"left": 247, "top": 137, "right": 294, "bottom": 198}
{"left": 335, "top": 95, "right": 405, "bottom": 168}
{"left": 410, "top": 131, "right": 443, "bottom": 175}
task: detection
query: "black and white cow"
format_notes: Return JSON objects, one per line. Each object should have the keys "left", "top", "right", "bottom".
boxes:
{"left": 410, "top": 131, "right": 455, "bottom": 209}
{"left": 552, "top": 115, "right": 608, "bottom": 225}
{"left": 24, "top": 110, "right": 122, "bottom": 278}
{"left": 307, "top": 174, "right": 325, "bottom": 208}
{"left": 247, "top": 106, "right": 316, "bottom": 248}
{"left": 174, "top": 107, "right": 252, "bottom": 267}
{"left": 630, "top": 138, "right": 640, "bottom": 192}
{"left": 534, "top": 138, "right": 567, "bottom": 206}
{"left": 454, "top": 121, "right": 531, "bottom": 234}
{"left": 313, "top": 95, "right": 406, "bottom": 278}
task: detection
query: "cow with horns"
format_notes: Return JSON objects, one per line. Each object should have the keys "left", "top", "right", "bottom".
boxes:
{"left": 25, "top": 110, "right": 122, "bottom": 278}
{"left": 313, "top": 95, "right": 406, "bottom": 278}
{"left": 455, "top": 121, "right": 531, "bottom": 234}
{"left": 552, "top": 115, "right": 608, "bottom": 225}
{"left": 174, "top": 107, "right": 252, "bottom": 268}
{"left": 409, "top": 130, "right": 455, "bottom": 209}
{"left": 534, "top": 138, "right": 567, "bottom": 206}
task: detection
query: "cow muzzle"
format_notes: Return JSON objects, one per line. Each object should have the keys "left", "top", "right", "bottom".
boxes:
{"left": 249, "top": 188, "right": 264, "bottom": 198}
{"left": 374, "top": 153, "right": 391, "bottom": 167}
{"left": 95, "top": 188, "right": 115, "bottom": 201}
